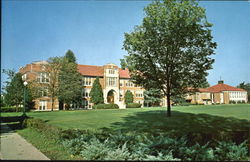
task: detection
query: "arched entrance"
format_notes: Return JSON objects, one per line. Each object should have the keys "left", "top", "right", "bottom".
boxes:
{"left": 107, "top": 90, "right": 115, "bottom": 104}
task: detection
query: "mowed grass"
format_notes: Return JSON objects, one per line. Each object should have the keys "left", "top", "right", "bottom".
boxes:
{"left": 2, "top": 104, "right": 249, "bottom": 131}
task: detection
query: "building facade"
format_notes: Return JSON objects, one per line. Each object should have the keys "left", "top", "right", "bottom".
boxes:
{"left": 19, "top": 61, "right": 152, "bottom": 110}
{"left": 185, "top": 81, "right": 248, "bottom": 104}
{"left": 19, "top": 61, "right": 248, "bottom": 110}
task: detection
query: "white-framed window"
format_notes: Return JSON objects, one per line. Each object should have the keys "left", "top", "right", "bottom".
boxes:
{"left": 135, "top": 91, "right": 143, "bottom": 98}
{"left": 125, "top": 80, "right": 133, "bottom": 87}
{"left": 39, "top": 100, "right": 47, "bottom": 110}
{"left": 83, "top": 89, "right": 90, "bottom": 97}
{"left": 83, "top": 77, "right": 92, "bottom": 86}
{"left": 107, "top": 77, "right": 117, "bottom": 87}
{"left": 108, "top": 69, "right": 115, "bottom": 74}
{"left": 37, "top": 72, "right": 49, "bottom": 83}
{"left": 22, "top": 74, "right": 27, "bottom": 80}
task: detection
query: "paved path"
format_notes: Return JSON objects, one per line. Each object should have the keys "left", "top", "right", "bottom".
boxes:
{"left": 0, "top": 123, "right": 50, "bottom": 160}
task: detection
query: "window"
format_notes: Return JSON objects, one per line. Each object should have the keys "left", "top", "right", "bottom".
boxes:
{"left": 136, "top": 91, "right": 143, "bottom": 98}
{"left": 108, "top": 69, "right": 115, "bottom": 74}
{"left": 39, "top": 88, "right": 48, "bottom": 97}
{"left": 125, "top": 80, "right": 133, "bottom": 87}
{"left": 22, "top": 74, "right": 27, "bottom": 80}
{"left": 37, "top": 72, "right": 49, "bottom": 83}
{"left": 39, "top": 100, "right": 47, "bottom": 110}
{"left": 120, "top": 80, "right": 123, "bottom": 87}
{"left": 83, "top": 77, "right": 92, "bottom": 86}
{"left": 107, "top": 77, "right": 117, "bottom": 87}
{"left": 83, "top": 89, "right": 90, "bottom": 97}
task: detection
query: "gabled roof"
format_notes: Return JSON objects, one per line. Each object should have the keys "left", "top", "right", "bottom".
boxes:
{"left": 77, "top": 64, "right": 131, "bottom": 78}
{"left": 206, "top": 83, "right": 246, "bottom": 93}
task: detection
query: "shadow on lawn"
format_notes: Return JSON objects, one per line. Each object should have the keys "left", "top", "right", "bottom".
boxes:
{"left": 110, "top": 110, "right": 250, "bottom": 146}
{"left": 0, "top": 116, "right": 28, "bottom": 133}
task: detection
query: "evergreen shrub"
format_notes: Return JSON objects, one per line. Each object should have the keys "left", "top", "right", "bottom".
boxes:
{"left": 92, "top": 104, "right": 119, "bottom": 109}
{"left": 126, "top": 103, "right": 142, "bottom": 108}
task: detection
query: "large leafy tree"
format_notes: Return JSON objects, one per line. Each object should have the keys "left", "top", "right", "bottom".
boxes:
{"left": 3, "top": 71, "right": 24, "bottom": 111}
{"left": 237, "top": 82, "right": 250, "bottom": 102}
{"left": 58, "top": 50, "right": 82, "bottom": 109}
{"left": 144, "top": 88, "right": 163, "bottom": 107}
{"left": 44, "top": 57, "right": 63, "bottom": 111}
{"left": 89, "top": 77, "right": 104, "bottom": 105}
{"left": 124, "top": 90, "right": 134, "bottom": 104}
{"left": 123, "top": 0, "right": 217, "bottom": 116}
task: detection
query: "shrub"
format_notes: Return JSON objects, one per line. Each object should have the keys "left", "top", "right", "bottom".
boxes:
{"left": 126, "top": 103, "right": 142, "bottom": 108}
{"left": 0, "top": 107, "right": 24, "bottom": 112}
{"left": 92, "top": 104, "right": 119, "bottom": 109}
{"left": 229, "top": 100, "right": 236, "bottom": 104}
{"left": 22, "top": 118, "right": 62, "bottom": 141}
{"left": 213, "top": 141, "right": 248, "bottom": 161}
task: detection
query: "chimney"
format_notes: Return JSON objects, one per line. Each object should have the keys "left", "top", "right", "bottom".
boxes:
{"left": 218, "top": 80, "right": 224, "bottom": 84}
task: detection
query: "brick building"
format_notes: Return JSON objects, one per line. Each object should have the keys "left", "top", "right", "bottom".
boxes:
{"left": 19, "top": 61, "right": 165, "bottom": 110}
{"left": 185, "top": 81, "right": 248, "bottom": 104}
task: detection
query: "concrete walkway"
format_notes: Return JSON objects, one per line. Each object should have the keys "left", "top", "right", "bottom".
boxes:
{"left": 0, "top": 123, "right": 50, "bottom": 160}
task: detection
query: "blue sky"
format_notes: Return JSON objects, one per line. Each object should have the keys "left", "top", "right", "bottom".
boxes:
{"left": 1, "top": 0, "right": 250, "bottom": 87}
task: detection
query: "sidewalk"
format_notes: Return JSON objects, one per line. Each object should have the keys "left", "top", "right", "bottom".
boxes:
{"left": 0, "top": 122, "right": 50, "bottom": 160}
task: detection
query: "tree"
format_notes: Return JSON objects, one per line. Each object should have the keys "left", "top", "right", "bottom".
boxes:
{"left": 44, "top": 57, "right": 63, "bottom": 111}
{"left": 237, "top": 82, "right": 250, "bottom": 102}
{"left": 58, "top": 50, "right": 82, "bottom": 109}
{"left": 3, "top": 71, "right": 24, "bottom": 111}
{"left": 200, "top": 79, "right": 210, "bottom": 88}
{"left": 89, "top": 77, "right": 104, "bottom": 105}
{"left": 144, "top": 88, "right": 163, "bottom": 107}
{"left": 124, "top": 90, "right": 134, "bottom": 104}
{"left": 65, "top": 49, "right": 76, "bottom": 63}
{"left": 123, "top": 0, "right": 217, "bottom": 116}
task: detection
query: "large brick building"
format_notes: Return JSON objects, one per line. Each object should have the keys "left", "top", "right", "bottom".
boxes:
{"left": 19, "top": 61, "right": 162, "bottom": 110}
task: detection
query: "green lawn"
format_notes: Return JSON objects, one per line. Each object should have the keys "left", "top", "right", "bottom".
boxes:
{"left": 2, "top": 104, "right": 249, "bottom": 160}
{"left": 2, "top": 104, "right": 249, "bottom": 131}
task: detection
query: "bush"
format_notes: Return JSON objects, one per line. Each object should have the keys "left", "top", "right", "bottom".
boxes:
{"left": 92, "top": 104, "right": 119, "bottom": 109}
{"left": 22, "top": 118, "right": 62, "bottom": 140}
{"left": 229, "top": 100, "right": 236, "bottom": 104}
{"left": 126, "top": 103, "right": 142, "bottom": 108}
{"left": 61, "top": 130, "right": 249, "bottom": 161}
{"left": 0, "top": 107, "right": 24, "bottom": 112}
{"left": 213, "top": 141, "right": 248, "bottom": 161}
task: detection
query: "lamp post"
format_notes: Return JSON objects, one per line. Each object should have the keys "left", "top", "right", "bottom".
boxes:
{"left": 23, "top": 81, "right": 28, "bottom": 117}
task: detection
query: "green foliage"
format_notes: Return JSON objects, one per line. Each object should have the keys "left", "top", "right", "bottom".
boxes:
{"left": 124, "top": 90, "right": 133, "bottom": 104}
{"left": 61, "top": 130, "right": 248, "bottom": 161}
{"left": 45, "top": 57, "right": 64, "bottom": 111}
{"left": 92, "top": 104, "right": 119, "bottom": 109}
{"left": 229, "top": 100, "right": 236, "bottom": 104}
{"left": 0, "top": 107, "right": 24, "bottom": 112}
{"left": 22, "top": 118, "right": 62, "bottom": 140}
{"left": 58, "top": 51, "right": 82, "bottom": 107}
{"left": 126, "top": 103, "right": 142, "bottom": 108}
{"left": 65, "top": 50, "right": 77, "bottom": 63}
{"left": 90, "top": 77, "right": 104, "bottom": 105}
{"left": 143, "top": 88, "right": 163, "bottom": 107}
{"left": 213, "top": 141, "right": 248, "bottom": 161}
{"left": 3, "top": 71, "right": 24, "bottom": 109}
{"left": 0, "top": 95, "right": 6, "bottom": 107}
{"left": 122, "top": 0, "right": 217, "bottom": 116}
{"left": 237, "top": 82, "right": 250, "bottom": 102}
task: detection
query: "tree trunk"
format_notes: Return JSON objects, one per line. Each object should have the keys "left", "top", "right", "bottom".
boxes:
{"left": 167, "top": 94, "right": 171, "bottom": 117}
{"left": 51, "top": 97, "right": 54, "bottom": 111}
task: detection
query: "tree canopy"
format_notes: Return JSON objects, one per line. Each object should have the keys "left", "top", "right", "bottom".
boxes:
{"left": 123, "top": 0, "right": 217, "bottom": 116}
{"left": 58, "top": 50, "right": 82, "bottom": 108}
{"left": 89, "top": 77, "right": 104, "bottom": 105}
{"left": 144, "top": 88, "right": 163, "bottom": 107}
{"left": 124, "top": 90, "right": 134, "bottom": 104}
{"left": 237, "top": 82, "right": 250, "bottom": 102}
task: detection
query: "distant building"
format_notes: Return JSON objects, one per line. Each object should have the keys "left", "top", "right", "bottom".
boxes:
{"left": 185, "top": 80, "right": 248, "bottom": 104}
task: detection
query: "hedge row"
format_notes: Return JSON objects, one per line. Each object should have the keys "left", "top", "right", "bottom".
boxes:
{"left": 92, "top": 104, "right": 119, "bottom": 109}
{"left": 126, "top": 103, "right": 142, "bottom": 108}
{"left": 0, "top": 107, "right": 24, "bottom": 112}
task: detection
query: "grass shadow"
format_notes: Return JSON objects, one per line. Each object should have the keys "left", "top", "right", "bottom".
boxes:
{"left": 110, "top": 110, "right": 250, "bottom": 145}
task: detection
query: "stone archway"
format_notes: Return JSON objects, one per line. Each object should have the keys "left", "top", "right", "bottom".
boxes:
{"left": 107, "top": 90, "right": 115, "bottom": 104}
